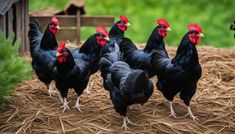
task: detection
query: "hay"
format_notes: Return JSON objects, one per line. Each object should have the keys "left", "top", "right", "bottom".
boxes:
{"left": 0, "top": 46, "right": 235, "bottom": 133}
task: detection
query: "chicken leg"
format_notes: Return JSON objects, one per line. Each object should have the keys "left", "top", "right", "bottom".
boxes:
{"left": 85, "top": 82, "right": 91, "bottom": 94}
{"left": 72, "top": 97, "right": 83, "bottom": 112}
{"left": 121, "top": 116, "right": 133, "bottom": 130}
{"left": 184, "top": 106, "right": 199, "bottom": 121}
{"left": 168, "top": 101, "right": 177, "bottom": 118}
{"left": 61, "top": 98, "right": 70, "bottom": 113}
{"left": 47, "top": 83, "right": 57, "bottom": 96}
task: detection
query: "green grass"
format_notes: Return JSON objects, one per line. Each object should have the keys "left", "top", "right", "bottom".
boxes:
{"left": 29, "top": 0, "right": 235, "bottom": 47}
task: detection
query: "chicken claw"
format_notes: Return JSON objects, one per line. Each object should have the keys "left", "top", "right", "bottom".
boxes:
{"left": 184, "top": 107, "right": 199, "bottom": 121}
{"left": 72, "top": 97, "right": 84, "bottom": 112}
{"left": 121, "top": 116, "right": 133, "bottom": 130}
{"left": 168, "top": 101, "right": 177, "bottom": 118}
{"left": 61, "top": 98, "right": 70, "bottom": 113}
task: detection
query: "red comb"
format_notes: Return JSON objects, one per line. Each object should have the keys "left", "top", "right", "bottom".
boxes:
{"left": 120, "top": 16, "right": 129, "bottom": 23}
{"left": 188, "top": 24, "right": 203, "bottom": 33}
{"left": 51, "top": 16, "right": 59, "bottom": 26}
{"left": 96, "top": 26, "right": 109, "bottom": 37}
{"left": 57, "top": 40, "right": 67, "bottom": 52}
{"left": 156, "top": 19, "right": 170, "bottom": 28}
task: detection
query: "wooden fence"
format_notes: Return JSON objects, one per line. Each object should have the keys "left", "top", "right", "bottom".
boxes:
{"left": 30, "top": 12, "right": 114, "bottom": 44}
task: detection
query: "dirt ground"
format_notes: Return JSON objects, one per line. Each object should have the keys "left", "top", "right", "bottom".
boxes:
{"left": 0, "top": 46, "right": 235, "bottom": 134}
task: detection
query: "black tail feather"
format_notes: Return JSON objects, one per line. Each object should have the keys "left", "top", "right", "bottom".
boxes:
{"left": 28, "top": 20, "right": 42, "bottom": 52}
{"left": 122, "top": 70, "right": 153, "bottom": 103}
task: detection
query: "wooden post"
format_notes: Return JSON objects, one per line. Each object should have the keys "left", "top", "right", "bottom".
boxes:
{"left": 24, "top": 0, "right": 29, "bottom": 53}
{"left": 7, "top": 7, "right": 14, "bottom": 36}
{"left": 76, "top": 10, "right": 81, "bottom": 45}
{"left": 15, "top": 2, "right": 22, "bottom": 45}
{"left": 19, "top": 0, "right": 25, "bottom": 54}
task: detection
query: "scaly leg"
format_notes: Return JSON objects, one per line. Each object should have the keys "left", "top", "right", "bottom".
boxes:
{"left": 121, "top": 116, "right": 133, "bottom": 130}
{"left": 184, "top": 106, "right": 199, "bottom": 121}
{"left": 86, "top": 81, "right": 94, "bottom": 94}
{"left": 61, "top": 98, "right": 70, "bottom": 113}
{"left": 58, "top": 94, "right": 63, "bottom": 103}
{"left": 168, "top": 101, "right": 177, "bottom": 118}
{"left": 85, "top": 83, "right": 90, "bottom": 94}
{"left": 72, "top": 97, "right": 84, "bottom": 112}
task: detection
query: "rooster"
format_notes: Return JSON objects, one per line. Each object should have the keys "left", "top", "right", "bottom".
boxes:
{"left": 53, "top": 27, "right": 109, "bottom": 112}
{"left": 151, "top": 24, "right": 204, "bottom": 121}
{"left": 28, "top": 16, "right": 60, "bottom": 96}
{"left": 100, "top": 43, "right": 153, "bottom": 130}
{"left": 108, "top": 15, "right": 130, "bottom": 46}
{"left": 119, "top": 19, "right": 171, "bottom": 78}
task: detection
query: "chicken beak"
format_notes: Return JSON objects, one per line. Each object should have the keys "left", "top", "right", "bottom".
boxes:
{"left": 125, "top": 23, "right": 131, "bottom": 26}
{"left": 104, "top": 36, "right": 110, "bottom": 41}
{"left": 166, "top": 27, "right": 171, "bottom": 31}
{"left": 55, "top": 25, "right": 60, "bottom": 30}
{"left": 199, "top": 33, "right": 204, "bottom": 37}
{"left": 56, "top": 52, "right": 62, "bottom": 57}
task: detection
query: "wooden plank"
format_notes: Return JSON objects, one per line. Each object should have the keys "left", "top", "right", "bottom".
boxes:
{"left": 2, "top": 14, "right": 7, "bottom": 36}
{"left": 15, "top": 2, "right": 22, "bottom": 41}
{"left": 80, "top": 16, "right": 114, "bottom": 27}
{"left": 56, "top": 29, "right": 77, "bottom": 41}
{"left": 19, "top": 0, "right": 25, "bottom": 54}
{"left": 0, "top": 15, "right": 3, "bottom": 33}
{"left": 29, "top": 15, "right": 114, "bottom": 28}
{"left": 30, "top": 16, "right": 76, "bottom": 28}
{"left": 76, "top": 11, "right": 81, "bottom": 44}
{"left": 7, "top": 7, "right": 14, "bottom": 35}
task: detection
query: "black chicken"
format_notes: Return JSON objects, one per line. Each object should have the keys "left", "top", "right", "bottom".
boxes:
{"left": 53, "top": 28, "right": 109, "bottom": 112}
{"left": 120, "top": 19, "right": 171, "bottom": 78}
{"left": 100, "top": 43, "right": 153, "bottom": 130}
{"left": 230, "top": 20, "right": 235, "bottom": 38}
{"left": 28, "top": 16, "right": 60, "bottom": 96}
{"left": 108, "top": 15, "right": 130, "bottom": 46}
{"left": 151, "top": 24, "right": 204, "bottom": 121}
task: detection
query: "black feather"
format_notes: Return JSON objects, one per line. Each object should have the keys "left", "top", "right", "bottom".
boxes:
{"left": 151, "top": 31, "right": 202, "bottom": 106}
{"left": 28, "top": 20, "right": 57, "bottom": 86}
{"left": 99, "top": 43, "right": 153, "bottom": 116}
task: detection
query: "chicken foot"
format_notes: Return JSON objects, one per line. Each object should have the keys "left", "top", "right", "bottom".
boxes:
{"left": 184, "top": 106, "right": 199, "bottom": 121}
{"left": 168, "top": 101, "right": 177, "bottom": 118}
{"left": 72, "top": 97, "right": 84, "bottom": 112}
{"left": 121, "top": 116, "right": 133, "bottom": 130}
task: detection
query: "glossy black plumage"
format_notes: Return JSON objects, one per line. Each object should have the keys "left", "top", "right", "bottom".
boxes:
{"left": 71, "top": 33, "right": 104, "bottom": 75}
{"left": 151, "top": 31, "right": 202, "bottom": 106}
{"left": 100, "top": 43, "right": 153, "bottom": 117}
{"left": 28, "top": 21, "right": 57, "bottom": 87}
{"left": 109, "top": 20, "right": 126, "bottom": 44}
{"left": 55, "top": 33, "right": 105, "bottom": 101}
{"left": 119, "top": 26, "right": 168, "bottom": 78}
{"left": 52, "top": 48, "right": 90, "bottom": 99}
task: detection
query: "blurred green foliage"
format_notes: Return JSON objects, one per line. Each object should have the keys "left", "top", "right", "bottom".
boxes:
{"left": 29, "top": 0, "right": 235, "bottom": 47}
{"left": 0, "top": 33, "right": 32, "bottom": 105}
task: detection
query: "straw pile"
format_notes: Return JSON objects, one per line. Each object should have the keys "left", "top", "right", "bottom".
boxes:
{"left": 0, "top": 46, "right": 235, "bottom": 133}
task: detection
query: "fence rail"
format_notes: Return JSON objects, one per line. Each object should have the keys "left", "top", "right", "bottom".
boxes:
{"left": 30, "top": 13, "right": 114, "bottom": 44}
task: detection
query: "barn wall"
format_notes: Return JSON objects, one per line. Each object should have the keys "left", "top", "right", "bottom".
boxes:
{"left": 0, "top": 14, "right": 7, "bottom": 36}
{"left": 0, "top": 0, "right": 29, "bottom": 54}
{"left": 16, "top": 0, "right": 29, "bottom": 54}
